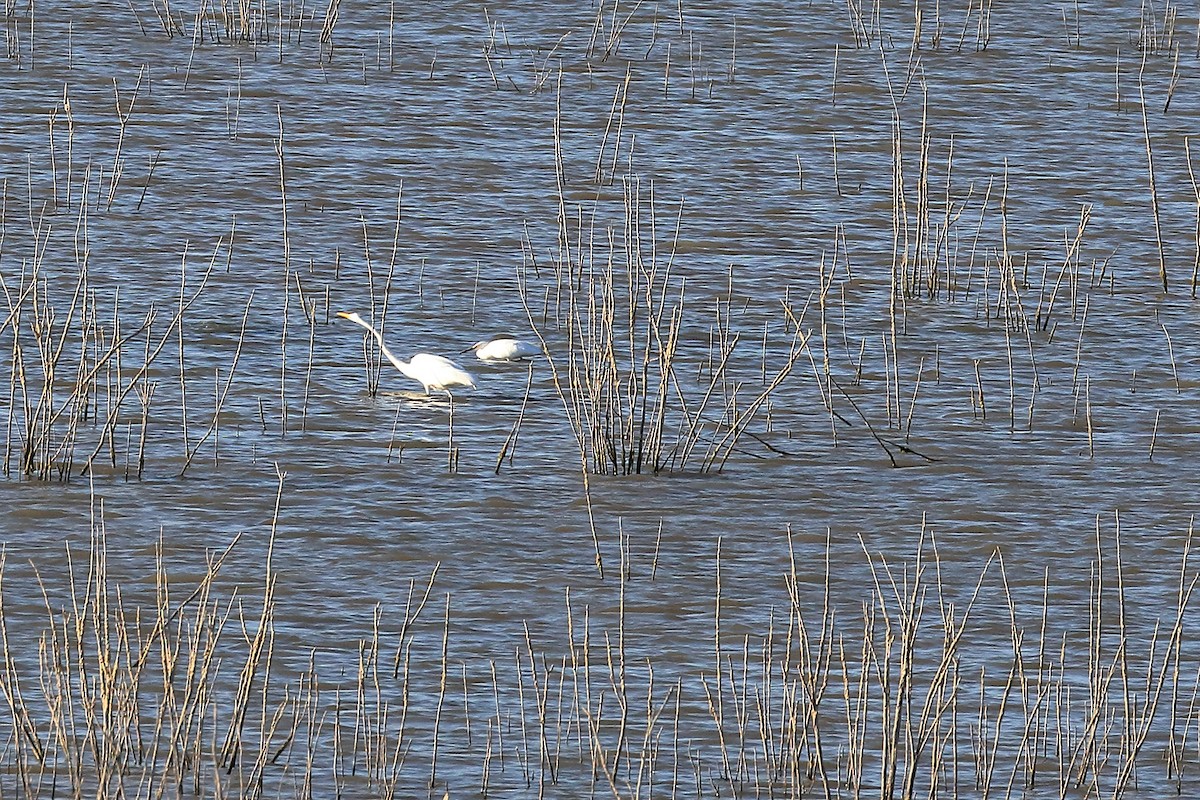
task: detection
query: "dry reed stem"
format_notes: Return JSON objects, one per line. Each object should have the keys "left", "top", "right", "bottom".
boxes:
{"left": 106, "top": 66, "right": 146, "bottom": 210}
{"left": 178, "top": 292, "right": 254, "bottom": 476}
{"left": 494, "top": 362, "right": 534, "bottom": 474}
{"left": 1137, "top": 56, "right": 1169, "bottom": 294}
{"left": 1149, "top": 409, "right": 1161, "bottom": 461}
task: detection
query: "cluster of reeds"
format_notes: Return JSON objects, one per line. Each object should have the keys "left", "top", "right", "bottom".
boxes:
{"left": 734, "top": 519, "right": 1200, "bottom": 798}
{"left": 1135, "top": 1, "right": 1185, "bottom": 55}
{"left": 516, "top": 75, "right": 808, "bottom": 476}
{"left": 0, "top": 218, "right": 266, "bottom": 480}
{"left": 841, "top": 0, "right": 993, "bottom": 52}
{"left": 0, "top": 78, "right": 342, "bottom": 481}
{"left": 131, "top": 0, "right": 331, "bottom": 49}
{"left": 519, "top": 171, "right": 805, "bottom": 476}
{"left": 1, "top": 489, "right": 1198, "bottom": 798}
{"left": 881, "top": 85, "right": 1069, "bottom": 321}
{"left": 0, "top": 213, "right": 199, "bottom": 480}
{"left": 512, "top": 21, "right": 1172, "bottom": 478}
{"left": 0, "top": 473, "right": 466, "bottom": 798}
{"left": 490, "top": 518, "right": 1200, "bottom": 798}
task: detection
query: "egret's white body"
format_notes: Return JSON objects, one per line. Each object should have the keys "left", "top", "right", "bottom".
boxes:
{"left": 464, "top": 336, "right": 543, "bottom": 362}
{"left": 337, "top": 311, "right": 476, "bottom": 394}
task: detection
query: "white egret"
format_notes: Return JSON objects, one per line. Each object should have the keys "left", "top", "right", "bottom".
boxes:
{"left": 337, "top": 311, "right": 476, "bottom": 395}
{"left": 463, "top": 336, "right": 543, "bottom": 362}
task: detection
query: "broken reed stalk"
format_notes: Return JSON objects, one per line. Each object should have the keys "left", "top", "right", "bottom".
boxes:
{"left": 973, "top": 357, "right": 986, "bottom": 420}
{"left": 134, "top": 148, "right": 162, "bottom": 212}
{"left": 1162, "top": 322, "right": 1181, "bottom": 392}
{"left": 1085, "top": 374, "right": 1095, "bottom": 458}
{"left": 1149, "top": 409, "right": 1161, "bottom": 460}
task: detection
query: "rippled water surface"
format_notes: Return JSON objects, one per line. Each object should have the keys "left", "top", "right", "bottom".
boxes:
{"left": 4, "top": 1, "right": 1200, "bottom": 797}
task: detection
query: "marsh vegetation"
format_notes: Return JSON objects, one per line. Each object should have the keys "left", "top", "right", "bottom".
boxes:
{"left": 2, "top": 0, "right": 1200, "bottom": 796}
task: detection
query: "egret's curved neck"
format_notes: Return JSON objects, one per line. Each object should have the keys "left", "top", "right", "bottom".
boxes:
{"left": 353, "top": 319, "right": 416, "bottom": 380}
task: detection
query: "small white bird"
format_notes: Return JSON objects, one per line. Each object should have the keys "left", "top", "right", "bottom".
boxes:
{"left": 463, "top": 336, "right": 543, "bottom": 363}
{"left": 337, "top": 311, "right": 476, "bottom": 395}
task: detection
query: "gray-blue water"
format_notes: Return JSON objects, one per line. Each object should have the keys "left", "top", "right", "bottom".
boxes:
{"left": 2, "top": 1, "right": 1200, "bottom": 797}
